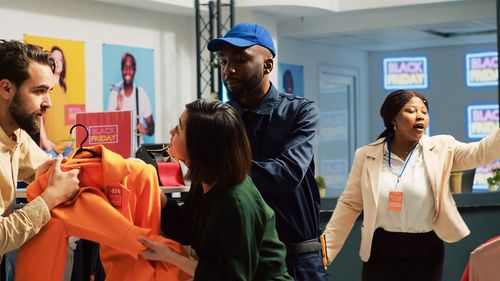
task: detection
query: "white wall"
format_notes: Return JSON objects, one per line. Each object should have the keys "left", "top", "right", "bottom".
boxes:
{"left": 0, "top": 0, "right": 373, "bottom": 150}
{"left": 0, "top": 0, "right": 197, "bottom": 144}
{"left": 277, "top": 37, "right": 371, "bottom": 147}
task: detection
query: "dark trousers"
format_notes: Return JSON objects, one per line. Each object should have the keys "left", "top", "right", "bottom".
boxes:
{"left": 1, "top": 256, "right": 5, "bottom": 281}
{"left": 286, "top": 251, "right": 328, "bottom": 281}
{"left": 362, "top": 228, "right": 444, "bottom": 281}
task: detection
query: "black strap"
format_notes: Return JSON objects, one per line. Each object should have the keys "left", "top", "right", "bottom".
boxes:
{"left": 135, "top": 87, "right": 140, "bottom": 149}
{"left": 286, "top": 238, "right": 322, "bottom": 256}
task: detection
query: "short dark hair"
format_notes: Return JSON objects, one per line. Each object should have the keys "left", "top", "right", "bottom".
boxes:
{"left": 378, "top": 89, "right": 429, "bottom": 140}
{"left": 185, "top": 99, "right": 252, "bottom": 188}
{"left": 121, "top": 52, "right": 136, "bottom": 70}
{"left": 0, "top": 39, "right": 55, "bottom": 87}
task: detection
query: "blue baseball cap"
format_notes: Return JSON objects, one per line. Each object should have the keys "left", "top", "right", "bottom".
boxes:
{"left": 207, "top": 23, "right": 276, "bottom": 57}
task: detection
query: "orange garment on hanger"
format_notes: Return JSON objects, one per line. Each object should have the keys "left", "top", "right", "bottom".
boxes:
{"left": 16, "top": 145, "right": 191, "bottom": 281}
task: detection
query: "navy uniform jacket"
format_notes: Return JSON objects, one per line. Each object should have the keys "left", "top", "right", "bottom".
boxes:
{"left": 228, "top": 84, "right": 321, "bottom": 244}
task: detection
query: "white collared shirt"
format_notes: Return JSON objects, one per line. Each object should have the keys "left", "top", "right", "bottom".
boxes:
{"left": 376, "top": 142, "right": 435, "bottom": 233}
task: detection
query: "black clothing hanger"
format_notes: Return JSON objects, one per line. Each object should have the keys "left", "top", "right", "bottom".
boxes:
{"left": 70, "top": 124, "right": 99, "bottom": 158}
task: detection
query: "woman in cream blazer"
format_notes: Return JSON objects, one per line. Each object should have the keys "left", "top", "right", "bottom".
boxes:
{"left": 323, "top": 90, "right": 500, "bottom": 281}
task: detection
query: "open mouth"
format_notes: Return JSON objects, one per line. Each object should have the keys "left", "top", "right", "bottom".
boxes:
{"left": 414, "top": 123, "right": 425, "bottom": 131}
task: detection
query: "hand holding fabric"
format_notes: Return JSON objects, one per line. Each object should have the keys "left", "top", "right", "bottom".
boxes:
{"left": 139, "top": 236, "right": 196, "bottom": 277}
{"left": 40, "top": 155, "right": 80, "bottom": 209}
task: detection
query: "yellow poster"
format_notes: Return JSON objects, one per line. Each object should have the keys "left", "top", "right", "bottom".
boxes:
{"left": 24, "top": 35, "right": 85, "bottom": 156}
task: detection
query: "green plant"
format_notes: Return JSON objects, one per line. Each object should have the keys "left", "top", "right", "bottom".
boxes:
{"left": 316, "top": 176, "right": 326, "bottom": 190}
{"left": 487, "top": 168, "right": 500, "bottom": 186}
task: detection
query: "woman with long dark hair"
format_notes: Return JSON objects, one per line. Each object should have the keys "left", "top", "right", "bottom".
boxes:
{"left": 139, "top": 99, "right": 292, "bottom": 280}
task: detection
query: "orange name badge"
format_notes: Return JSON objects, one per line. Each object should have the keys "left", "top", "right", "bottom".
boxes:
{"left": 388, "top": 191, "right": 403, "bottom": 211}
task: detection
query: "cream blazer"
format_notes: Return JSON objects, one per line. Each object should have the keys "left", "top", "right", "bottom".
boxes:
{"left": 323, "top": 129, "right": 500, "bottom": 263}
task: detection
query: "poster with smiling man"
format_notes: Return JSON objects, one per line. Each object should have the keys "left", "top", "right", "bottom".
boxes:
{"left": 102, "top": 44, "right": 156, "bottom": 154}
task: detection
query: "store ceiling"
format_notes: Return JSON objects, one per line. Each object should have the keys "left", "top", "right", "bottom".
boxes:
{"left": 271, "top": 0, "right": 497, "bottom": 51}
{"left": 294, "top": 18, "right": 497, "bottom": 51}
{"left": 89, "top": 0, "right": 497, "bottom": 51}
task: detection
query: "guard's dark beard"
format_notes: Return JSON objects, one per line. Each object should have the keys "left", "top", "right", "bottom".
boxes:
{"left": 227, "top": 73, "right": 262, "bottom": 103}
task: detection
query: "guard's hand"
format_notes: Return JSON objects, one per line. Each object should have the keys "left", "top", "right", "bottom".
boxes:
{"left": 320, "top": 234, "right": 329, "bottom": 269}
{"left": 40, "top": 155, "right": 80, "bottom": 210}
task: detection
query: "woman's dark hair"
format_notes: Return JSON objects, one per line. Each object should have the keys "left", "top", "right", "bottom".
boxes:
{"left": 378, "top": 89, "right": 429, "bottom": 140}
{"left": 0, "top": 40, "right": 55, "bottom": 88}
{"left": 185, "top": 99, "right": 252, "bottom": 188}
{"left": 51, "top": 46, "right": 67, "bottom": 92}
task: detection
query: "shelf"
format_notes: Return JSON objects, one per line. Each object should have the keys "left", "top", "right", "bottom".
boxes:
{"left": 160, "top": 186, "right": 190, "bottom": 193}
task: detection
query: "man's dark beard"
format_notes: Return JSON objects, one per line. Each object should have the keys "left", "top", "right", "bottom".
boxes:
{"left": 226, "top": 71, "right": 262, "bottom": 103}
{"left": 123, "top": 79, "right": 133, "bottom": 88}
{"left": 9, "top": 93, "right": 43, "bottom": 135}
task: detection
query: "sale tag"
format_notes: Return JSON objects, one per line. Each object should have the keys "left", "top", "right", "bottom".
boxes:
{"left": 108, "top": 187, "right": 122, "bottom": 209}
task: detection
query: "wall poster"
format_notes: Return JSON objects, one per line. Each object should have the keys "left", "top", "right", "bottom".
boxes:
{"left": 102, "top": 44, "right": 156, "bottom": 153}
{"left": 24, "top": 35, "right": 86, "bottom": 157}
{"left": 278, "top": 63, "right": 304, "bottom": 97}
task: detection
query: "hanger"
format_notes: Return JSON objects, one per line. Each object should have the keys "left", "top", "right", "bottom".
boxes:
{"left": 70, "top": 123, "right": 99, "bottom": 158}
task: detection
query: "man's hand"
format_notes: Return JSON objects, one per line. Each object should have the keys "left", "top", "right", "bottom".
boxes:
{"left": 136, "top": 122, "right": 147, "bottom": 135}
{"left": 40, "top": 155, "right": 80, "bottom": 210}
{"left": 116, "top": 93, "right": 124, "bottom": 110}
